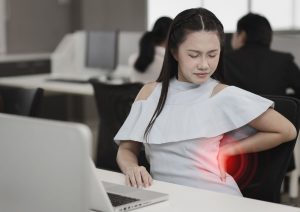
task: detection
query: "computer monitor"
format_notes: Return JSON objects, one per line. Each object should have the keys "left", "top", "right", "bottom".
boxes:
{"left": 86, "top": 30, "right": 118, "bottom": 71}
{"left": 117, "top": 31, "right": 143, "bottom": 65}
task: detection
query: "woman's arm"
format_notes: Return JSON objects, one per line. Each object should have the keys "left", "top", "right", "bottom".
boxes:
{"left": 117, "top": 141, "right": 152, "bottom": 188}
{"left": 223, "top": 108, "right": 297, "bottom": 155}
{"left": 116, "top": 82, "right": 157, "bottom": 187}
{"left": 218, "top": 108, "right": 297, "bottom": 181}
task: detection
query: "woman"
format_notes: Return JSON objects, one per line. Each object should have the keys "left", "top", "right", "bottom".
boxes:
{"left": 129, "top": 16, "right": 173, "bottom": 83}
{"left": 115, "top": 8, "right": 296, "bottom": 196}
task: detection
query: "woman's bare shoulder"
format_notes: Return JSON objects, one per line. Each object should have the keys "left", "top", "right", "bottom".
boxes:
{"left": 135, "top": 82, "right": 158, "bottom": 101}
{"left": 211, "top": 83, "right": 229, "bottom": 97}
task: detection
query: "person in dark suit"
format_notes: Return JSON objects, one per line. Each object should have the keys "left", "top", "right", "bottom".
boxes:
{"left": 224, "top": 13, "right": 299, "bottom": 174}
{"left": 224, "top": 13, "right": 300, "bottom": 99}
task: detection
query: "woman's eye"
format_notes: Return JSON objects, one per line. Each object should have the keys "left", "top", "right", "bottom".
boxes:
{"left": 208, "top": 54, "right": 217, "bottom": 58}
{"left": 189, "top": 54, "right": 198, "bottom": 58}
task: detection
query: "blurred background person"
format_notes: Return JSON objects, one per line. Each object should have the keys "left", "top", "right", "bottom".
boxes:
{"left": 129, "top": 16, "right": 173, "bottom": 83}
{"left": 224, "top": 13, "right": 300, "bottom": 99}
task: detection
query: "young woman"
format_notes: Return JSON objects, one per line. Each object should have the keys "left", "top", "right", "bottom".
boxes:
{"left": 129, "top": 16, "right": 173, "bottom": 83}
{"left": 115, "top": 8, "right": 297, "bottom": 196}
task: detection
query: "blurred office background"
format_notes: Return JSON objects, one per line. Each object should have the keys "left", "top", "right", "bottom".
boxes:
{"left": 0, "top": 0, "right": 300, "bottom": 206}
{"left": 0, "top": 0, "right": 300, "bottom": 54}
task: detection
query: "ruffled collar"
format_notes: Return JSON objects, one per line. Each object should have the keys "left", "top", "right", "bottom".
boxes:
{"left": 170, "top": 78, "right": 211, "bottom": 91}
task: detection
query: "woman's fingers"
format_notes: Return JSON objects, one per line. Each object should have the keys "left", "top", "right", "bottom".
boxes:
{"left": 125, "top": 166, "right": 152, "bottom": 188}
{"left": 140, "top": 166, "right": 152, "bottom": 187}
{"left": 127, "top": 168, "right": 138, "bottom": 187}
{"left": 218, "top": 160, "right": 226, "bottom": 182}
{"left": 133, "top": 167, "right": 143, "bottom": 188}
{"left": 218, "top": 150, "right": 227, "bottom": 182}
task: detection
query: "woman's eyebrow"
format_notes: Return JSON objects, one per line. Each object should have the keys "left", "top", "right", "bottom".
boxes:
{"left": 187, "top": 49, "right": 219, "bottom": 53}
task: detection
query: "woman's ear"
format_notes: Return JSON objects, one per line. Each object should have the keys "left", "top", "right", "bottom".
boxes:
{"left": 171, "top": 48, "right": 178, "bottom": 61}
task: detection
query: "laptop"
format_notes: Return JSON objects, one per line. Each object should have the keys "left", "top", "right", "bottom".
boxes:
{"left": 0, "top": 113, "right": 168, "bottom": 212}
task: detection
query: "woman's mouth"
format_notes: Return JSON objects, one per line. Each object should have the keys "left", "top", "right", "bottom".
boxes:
{"left": 193, "top": 72, "right": 209, "bottom": 78}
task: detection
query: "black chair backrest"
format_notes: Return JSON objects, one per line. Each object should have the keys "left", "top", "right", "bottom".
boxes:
{"left": 0, "top": 86, "right": 43, "bottom": 117}
{"left": 226, "top": 95, "right": 300, "bottom": 203}
{"left": 90, "top": 79, "right": 145, "bottom": 172}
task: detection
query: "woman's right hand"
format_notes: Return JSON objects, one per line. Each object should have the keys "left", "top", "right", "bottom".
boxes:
{"left": 124, "top": 165, "right": 153, "bottom": 188}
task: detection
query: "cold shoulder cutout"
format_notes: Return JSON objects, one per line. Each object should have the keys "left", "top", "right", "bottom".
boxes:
{"left": 211, "top": 83, "right": 228, "bottom": 97}
{"left": 135, "top": 82, "right": 158, "bottom": 101}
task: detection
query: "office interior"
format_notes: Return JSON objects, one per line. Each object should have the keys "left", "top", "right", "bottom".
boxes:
{"left": 1, "top": 0, "right": 300, "bottom": 210}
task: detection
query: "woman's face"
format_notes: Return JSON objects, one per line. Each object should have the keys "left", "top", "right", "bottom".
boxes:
{"left": 173, "top": 30, "right": 221, "bottom": 84}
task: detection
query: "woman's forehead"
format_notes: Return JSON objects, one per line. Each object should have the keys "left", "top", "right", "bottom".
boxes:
{"left": 179, "top": 31, "right": 220, "bottom": 51}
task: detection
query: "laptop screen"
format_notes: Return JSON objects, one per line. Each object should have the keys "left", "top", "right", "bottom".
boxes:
{"left": 0, "top": 114, "right": 91, "bottom": 212}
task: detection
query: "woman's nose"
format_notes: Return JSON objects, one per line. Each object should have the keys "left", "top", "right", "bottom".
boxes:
{"left": 197, "top": 57, "right": 209, "bottom": 70}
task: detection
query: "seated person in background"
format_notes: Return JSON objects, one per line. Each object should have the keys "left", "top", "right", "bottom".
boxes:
{"left": 224, "top": 13, "right": 300, "bottom": 98}
{"left": 114, "top": 8, "right": 296, "bottom": 197}
{"left": 129, "top": 16, "right": 173, "bottom": 83}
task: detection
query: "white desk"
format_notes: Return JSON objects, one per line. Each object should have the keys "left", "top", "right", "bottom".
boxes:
{"left": 96, "top": 169, "right": 300, "bottom": 212}
{"left": 0, "top": 74, "right": 94, "bottom": 95}
{"left": 0, "top": 53, "right": 50, "bottom": 62}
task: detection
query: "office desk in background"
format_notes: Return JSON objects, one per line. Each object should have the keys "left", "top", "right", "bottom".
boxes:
{"left": 0, "top": 74, "right": 94, "bottom": 95}
{"left": 0, "top": 53, "right": 51, "bottom": 77}
{"left": 0, "top": 64, "right": 131, "bottom": 95}
{"left": 97, "top": 169, "right": 300, "bottom": 212}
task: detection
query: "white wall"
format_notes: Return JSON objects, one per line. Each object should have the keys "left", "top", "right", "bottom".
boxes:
{"left": 0, "top": 0, "right": 6, "bottom": 54}
{"left": 147, "top": 0, "right": 300, "bottom": 32}
{"left": 147, "top": 0, "right": 202, "bottom": 30}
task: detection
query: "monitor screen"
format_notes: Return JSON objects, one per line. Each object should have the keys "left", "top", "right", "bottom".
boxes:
{"left": 117, "top": 31, "right": 143, "bottom": 65}
{"left": 86, "top": 31, "right": 118, "bottom": 71}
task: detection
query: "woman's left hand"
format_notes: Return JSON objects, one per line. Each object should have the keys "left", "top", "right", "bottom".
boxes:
{"left": 218, "top": 144, "right": 237, "bottom": 182}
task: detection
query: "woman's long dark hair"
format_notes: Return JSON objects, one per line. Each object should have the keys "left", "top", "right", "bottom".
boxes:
{"left": 144, "top": 7, "right": 225, "bottom": 140}
{"left": 134, "top": 17, "right": 173, "bottom": 73}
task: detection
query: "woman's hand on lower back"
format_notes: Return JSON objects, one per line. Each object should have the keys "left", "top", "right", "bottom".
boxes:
{"left": 218, "top": 144, "right": 238, "bottom": 182}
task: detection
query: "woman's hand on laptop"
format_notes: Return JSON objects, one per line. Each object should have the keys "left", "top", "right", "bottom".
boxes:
{"left": 125, "top": 165, "right": 153, "bottom": 188}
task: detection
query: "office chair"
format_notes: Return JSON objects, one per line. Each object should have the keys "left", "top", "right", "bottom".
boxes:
{"left": 226, "top": 95, "right": 300, "bottom": 203}
{"left": 90, "top": 79, "right": 149, "bottom": 172}
{"left": 0, "top": 85, "right": 44, "bottom": 117}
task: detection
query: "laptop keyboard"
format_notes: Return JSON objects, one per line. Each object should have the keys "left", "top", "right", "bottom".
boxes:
{"left": 107, "top": 192, "right": 140, "bottom": 207}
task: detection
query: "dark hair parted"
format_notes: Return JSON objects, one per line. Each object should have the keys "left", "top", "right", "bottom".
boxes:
{"left": 144, "top": 7, "right": 225, "bottom": 140}
{"left": 134, "top": 16, "right": 173, "bottom": 73}
{"left": 237, "top": 13, "right": 272, "bottom": 47}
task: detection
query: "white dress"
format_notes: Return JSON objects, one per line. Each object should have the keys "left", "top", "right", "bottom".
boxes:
{"left": 114, "top": 78, "right": 273, "bottom": 196}
{"left": 128, "top": 46, "right": 165, "bottom": 83}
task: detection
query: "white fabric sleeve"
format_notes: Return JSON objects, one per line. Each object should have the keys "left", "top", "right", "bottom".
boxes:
{"left": 114, "top": 86, "right": 274, "bottom": 144}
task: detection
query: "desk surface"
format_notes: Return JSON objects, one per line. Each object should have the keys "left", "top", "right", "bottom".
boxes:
{"left": 0, "top": 74, "right": 94, "bottom": 95}
{"left": 0, "top": 69, "right": 132, "bottom": 95}
{"left": 96, "top": 169, "right": 300, "bottom": 212}
{"left": 0, "top": 53, "right": 50, "bottom": 62}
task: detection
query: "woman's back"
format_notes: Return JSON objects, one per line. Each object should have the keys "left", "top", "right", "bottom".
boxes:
{"left": 129, "top": 17, "right": 172, "bottom": 83}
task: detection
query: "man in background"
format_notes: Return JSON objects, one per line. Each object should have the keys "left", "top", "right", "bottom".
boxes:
{"left": 224, "top": 13, "right": 300, "bottom": 99}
